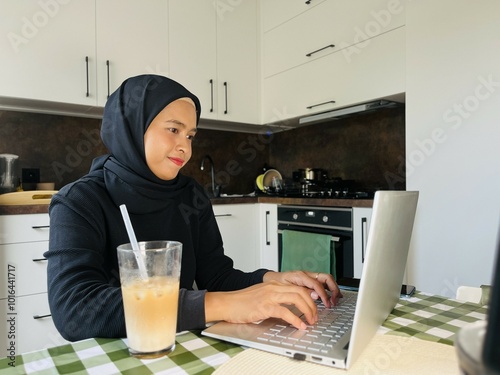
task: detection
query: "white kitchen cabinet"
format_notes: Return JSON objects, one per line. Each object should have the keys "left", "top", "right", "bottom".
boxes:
{"left": 0, "top": 293, "right": 68, "bottom": 355}
{"left": 95, "top": 0, "right": 169, "bottom": 106}
{"left": 258, "top": 203, "right": 279, "bottom": 271}
{"left": 168, "top": 0, "right": 260, "bottom": 124}
{"left": 262, "top": 26, "right": 405, "bottom": 124}
{"left": 0, "top": 1, "right": 168, "bottom": 108}
{"left": 213, "top": 203, "right": 279, "bottom": 272}
{"left": 0, "top": 242, "right": 49, "bottom": 300}
{"left": 352, "top": 207, "right": 372, "bottom": 279}
{"left": 0, "top": 1, "right": 95, "bottom": 105}
{"left": 0, "top": 214, "right": 69, "bottom": 355}
{"left": 168, "top": 0, "right": 215, "bottom": 120}
{"left": 260, "top": 0, "right": 327, "bottom": 33}
{"left": 0, "top": 213, "right": 50, "bottom": 244}
{"left": 263, "top": 0, "right": 405, "bottom": 78}
{"left": 213, "top": 204, "right": 260, "bottom": 272}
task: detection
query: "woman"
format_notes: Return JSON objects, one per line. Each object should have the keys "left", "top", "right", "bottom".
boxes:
{"left": 45, "top": 74, "right": 341, "bottom": 341}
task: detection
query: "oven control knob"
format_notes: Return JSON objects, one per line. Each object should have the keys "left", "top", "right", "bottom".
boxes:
{"left": 293, "top": 213, "right": 299, "bottom": 220}
{"left": 322, "top": 215, "right": 329, "bottom": 223}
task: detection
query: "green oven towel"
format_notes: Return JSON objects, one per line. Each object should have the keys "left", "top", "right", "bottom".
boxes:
{"left": 281, "top": 230, "right": 336, "bottom": 279}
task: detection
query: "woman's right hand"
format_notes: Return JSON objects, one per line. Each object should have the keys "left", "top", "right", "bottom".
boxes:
{"left": 204, "top": 281, "right": 318, "bottom": 330}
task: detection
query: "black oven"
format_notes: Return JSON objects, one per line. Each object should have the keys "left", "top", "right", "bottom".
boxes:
{"left": 277, "top": 205, "right": 354, "bottom": 279}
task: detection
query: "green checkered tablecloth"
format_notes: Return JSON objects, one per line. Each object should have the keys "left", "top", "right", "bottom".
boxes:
{"left": 0, "top": 332, "right": 243, "bottom": 375}
{"left": 381, "top": 291, "right": 487, "bottom": 345}
{"left": 0, "top": 292, "right": 487, "bottom": 374}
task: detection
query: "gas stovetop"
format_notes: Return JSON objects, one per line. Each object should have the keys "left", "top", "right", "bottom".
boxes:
{"left": 260, "top": 176, "right": 375, "bottom": 199}
{"left": 265, "top": 184, "right": 375, "bottom": 199}
{"left": 269, "top": 190, "right": 374, "bottom": 199}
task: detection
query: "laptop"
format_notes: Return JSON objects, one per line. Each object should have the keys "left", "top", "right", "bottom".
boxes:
{"left": 202, "top": 190, "right": 419, "bottom": 369}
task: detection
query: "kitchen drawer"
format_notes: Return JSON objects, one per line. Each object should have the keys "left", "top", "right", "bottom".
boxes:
{"left": 0, "top": 241, "right": 49, "bottom": 299}
{"left": 263, "top": 0, "right": 405, "bottom": 78}
{"left": 262, "top": 26, "right": 405, "bottom": 124}
{"left": 0, "top": 293, "right": 68, "bottom": 355}
{"left": 0, "top": 214, "right": 50, "bottom": 244}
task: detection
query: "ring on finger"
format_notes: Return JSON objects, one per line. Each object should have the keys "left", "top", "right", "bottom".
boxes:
{"left": 315, "top": 272, "right": 320, "bottom": 280}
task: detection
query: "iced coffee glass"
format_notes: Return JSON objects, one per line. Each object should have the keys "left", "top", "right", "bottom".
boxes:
{"left": 117, "top": 241, "right": 182, "bottom": 359}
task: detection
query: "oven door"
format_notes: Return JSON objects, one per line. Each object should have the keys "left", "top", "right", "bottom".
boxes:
{"left": 277, "top": 223, "right": 354, "bottom": 279}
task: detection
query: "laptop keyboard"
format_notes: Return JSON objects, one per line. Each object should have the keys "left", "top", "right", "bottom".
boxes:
{"left": 256, "top": 292, "right": 357, "bottom": 354}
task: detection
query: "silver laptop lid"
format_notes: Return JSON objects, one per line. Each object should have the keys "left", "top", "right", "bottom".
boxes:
{"left": 345, "top": 190, "right": 419, "bottom": 368}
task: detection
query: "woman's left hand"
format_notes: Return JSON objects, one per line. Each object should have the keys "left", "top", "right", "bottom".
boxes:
{"left": 263, "top": 270, "right": 342, "bottom": 308}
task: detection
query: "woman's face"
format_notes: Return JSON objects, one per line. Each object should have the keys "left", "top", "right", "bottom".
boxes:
{"left": 144, "top": 99, "right": 197, "bottom": 180}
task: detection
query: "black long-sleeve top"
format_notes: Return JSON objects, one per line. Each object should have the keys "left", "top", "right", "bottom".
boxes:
{"left": 45, "top": 172, "right": 268, "bottom": 341}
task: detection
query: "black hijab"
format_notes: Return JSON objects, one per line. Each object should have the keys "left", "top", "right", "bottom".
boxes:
{"left": 90, "top": 74, "right": 202, "bottom": 214}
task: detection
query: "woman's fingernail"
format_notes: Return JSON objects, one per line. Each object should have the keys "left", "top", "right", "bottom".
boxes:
{"left": 310, "top": 291, "right": 319, "bottom": 299}
{"left": 300, "top": 322, "right": 307, "bottom": 330}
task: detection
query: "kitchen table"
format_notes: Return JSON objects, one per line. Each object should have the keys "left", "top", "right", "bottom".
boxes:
{"left": 0, "top": 292, "right": 487, "bottom": 374}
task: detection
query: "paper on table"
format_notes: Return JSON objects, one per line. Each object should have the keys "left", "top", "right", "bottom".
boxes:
{"left": 213, "top": 333, "right": 459, "bottom": 375}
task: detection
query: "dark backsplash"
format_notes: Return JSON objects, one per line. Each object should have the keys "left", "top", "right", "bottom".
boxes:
{"left": 0, "top": 111, "right": 107, "bottom": 190}
{"left": 269, "top": 106, "right": 406, "bottom": 191}
{"left": 0, "top": 106, "right": 404, "bottom": 194}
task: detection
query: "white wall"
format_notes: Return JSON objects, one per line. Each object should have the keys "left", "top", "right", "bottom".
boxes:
{"left": 405, "top": 1, "right": 500, "bottom": 297}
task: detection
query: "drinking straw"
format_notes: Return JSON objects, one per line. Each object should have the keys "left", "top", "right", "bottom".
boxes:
{"left": 119, "top": 204, "right": 148, "bottom": 280}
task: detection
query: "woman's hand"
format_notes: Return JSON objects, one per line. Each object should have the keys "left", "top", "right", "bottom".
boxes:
{"left": 205, "top": 281, "right": 319, "bottom": 330}
{"left": 262, "top": 270, "right": 342, "bottom": 308}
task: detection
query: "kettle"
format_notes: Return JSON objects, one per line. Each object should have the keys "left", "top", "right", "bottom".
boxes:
{"left": 0, "top": 154, "right": 19, "bottom": 194}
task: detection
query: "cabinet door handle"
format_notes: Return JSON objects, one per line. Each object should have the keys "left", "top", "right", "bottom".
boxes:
{"left": 265, "top": 210, "right": 270, "bottom": 245}
{"left": 32, "top": 258, "right": 47, "bottom": 262}
{"left": 306, "top": 100, "right": 336, "bottom": 110}
{"left": 106, "top": 60, "right": 110, "bottom": 98}
{"left": 223, "top": 82, "right": 228, "bottom": 114}
{"left": 306, "top": 44, "right": 335, "bottom": 57}
{"left": 214, "top": 214, "right": 232, "bottom": 218}
{"left": 305, "top": 0, "right": 313, "bottom": 4}
{"left": 209, "top": 79, "right": 214, "bottom": 112}
{"left": 85, "top": 56, "right": 90, "bottom": 97}
{"left": 361, "top": 217, "right": 367, "bottom": 263}
{"left": 32, "top": 225, "right": 50, "bottom": 229}
{"left": 33, "top": 314, "right": 52, "bottom": 320}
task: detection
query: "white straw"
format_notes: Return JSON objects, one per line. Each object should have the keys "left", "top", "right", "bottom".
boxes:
{"left": 119, "top": 204, "right": 148, "bottom": 280}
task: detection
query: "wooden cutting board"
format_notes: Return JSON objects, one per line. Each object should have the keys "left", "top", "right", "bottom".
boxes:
{"left": 0, "top": 190, "right": 58, "bottom": 206}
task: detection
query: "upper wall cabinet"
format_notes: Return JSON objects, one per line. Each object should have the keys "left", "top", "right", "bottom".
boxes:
{"left": 261, "top": 0, "right": 327, "bottom": 32}
{"left": 0, "top": 0, "right": 168, "bottom": 108}
{"left": 168, "top": 0, "right": 260, "bottom": 124}
{"left": 261, "top": 0, "right": 406, "bottom": 124}
{"left": 0, "top": 1, "right": 95, "bottom": 105}
{"left": 262, "top": 26, "right": 405, "bottom": 124}
{"left": 95, "top": 0, "right": 169, "bottom": 106}
{"left": 263, "top": 0, "right": 405, "bottom": 78}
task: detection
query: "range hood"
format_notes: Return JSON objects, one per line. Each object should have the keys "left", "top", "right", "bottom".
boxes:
{"left": 299, "top": 100, "right": 399, "bottom": 125}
